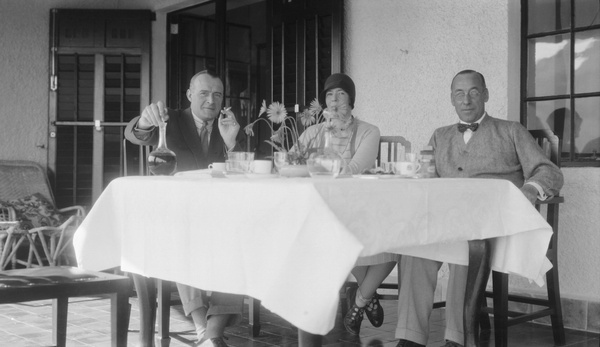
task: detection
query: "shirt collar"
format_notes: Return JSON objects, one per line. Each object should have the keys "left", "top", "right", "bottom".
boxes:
{"left": 459, "top": 112, "right": 487, "bottom": 125}
{"left": 191, "top": 111, "right": 214, "bottom": 128}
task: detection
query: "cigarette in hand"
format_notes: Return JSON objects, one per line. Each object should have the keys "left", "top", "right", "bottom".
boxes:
{"left": 221, "top": 107, "right": 232, "bottom": 117}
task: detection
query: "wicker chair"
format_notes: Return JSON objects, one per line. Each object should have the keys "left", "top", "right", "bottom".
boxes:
{"left": 0, "top": 160, "right": 86, "bottom": 268}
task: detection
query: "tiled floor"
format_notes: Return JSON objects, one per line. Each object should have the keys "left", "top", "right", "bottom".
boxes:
{"left": 0, "top": 294, "right": 598, "bottom": 347}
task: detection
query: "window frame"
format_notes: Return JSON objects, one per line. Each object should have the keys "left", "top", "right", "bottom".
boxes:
{"left": 521, "top": 0, "right": 600, "bottom": 167}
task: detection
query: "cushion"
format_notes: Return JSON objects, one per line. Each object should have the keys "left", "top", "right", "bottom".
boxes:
{"left": 6, "top": 193, "right": 64, "bottom": 229}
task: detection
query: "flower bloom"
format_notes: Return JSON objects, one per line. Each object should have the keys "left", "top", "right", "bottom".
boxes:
{"left": 267, "top": 101, "right": 287, "bottom": 124}
{"left": 244, "top": 124, "right": 255, "bottom": 136}
{"left": 259, "top": 100, "right": 267, "bottom": 116}
{"left": 271, "top": 127, "right": 285, "bottom": 144}
{"left": 308, "top": 98, "right": 322, "bottom": 116}
{"left": 299, "top": 110, "right": 315, "bottom": 127}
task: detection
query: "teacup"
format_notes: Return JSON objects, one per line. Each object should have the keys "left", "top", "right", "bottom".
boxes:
{"left": 251, "top": 160, "right": 273, "bottom": 174}
{"left": 394, "top": 161, "right": 421, "bottom": 176}
{"left": 208, "top": 162, "right": 226, "bottom": 173}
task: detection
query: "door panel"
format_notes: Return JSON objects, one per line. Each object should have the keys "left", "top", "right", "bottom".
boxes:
{"left": 49, "top": 10, "right": 151, "bottom": 209}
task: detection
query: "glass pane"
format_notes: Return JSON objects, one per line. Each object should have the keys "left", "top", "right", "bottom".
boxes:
{"left": 575, "top": 0, "right": 600, "bottom": 28}
{"left": 574, "top": 97, "right": 600, "bottom": 158}
{"left": 528, "top": 0, "right": 571, "bottom": 34}
{"left": 227, "top": 25, "right": 251, "bottom": 63}
{"left": 103, "top": 126, "right": 123, "bottom": 186}
{"left": 527, "top": 34, "right": 571, "bottom": 97}
{"left": 574, "top": 29, "right": 600, "bottom": 93}
{"left": 526, "top": 100, "right": 571, "bottom": 157}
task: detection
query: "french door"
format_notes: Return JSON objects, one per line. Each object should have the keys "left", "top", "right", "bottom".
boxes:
{"left": 48, "top": 10, "right": 152, "bottom": 209}
{"left": 167, "top": 0, "right": 343, "bottom": 158}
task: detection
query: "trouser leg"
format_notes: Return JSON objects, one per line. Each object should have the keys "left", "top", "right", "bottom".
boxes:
{"left": 206, "top": 291, "right": 244, "bottom": 327}
{"left": 176, "top": 283, "right": 207, "bottom": 316}
{"left": 445, "top": 264, "right": 468, "bottom": 344}
{"left": 395, "top": 256, "right": 441, "bottom": 345}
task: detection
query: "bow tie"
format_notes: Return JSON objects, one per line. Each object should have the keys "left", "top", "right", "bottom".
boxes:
{"left": 457, "top": 123, "right": 479, "bottom": 133}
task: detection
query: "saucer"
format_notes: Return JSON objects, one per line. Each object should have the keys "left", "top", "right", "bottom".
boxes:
{"left": 246, "top": 173, "right": 278, "bottom": 179}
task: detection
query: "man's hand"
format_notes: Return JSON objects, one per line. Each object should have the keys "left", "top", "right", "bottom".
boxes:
{"left": 520, "top": 184, "right": 539, "bottom": 205}
{"left": 137, "top": 101, "right": 169, "bottom": 130}
{"left": 218, "top": 107, "right": 240, "bottom": 150}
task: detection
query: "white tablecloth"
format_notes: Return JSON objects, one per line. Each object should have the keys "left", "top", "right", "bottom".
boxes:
{"left": 73, "top": 175, "right": 552, "bottom": 335}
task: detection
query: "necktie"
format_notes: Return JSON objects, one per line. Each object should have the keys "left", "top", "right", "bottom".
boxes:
{"left": 457, "top": 123, "right": 479, "bottom": 133}
{"left": 199, "top": 125, "right": 209, "bottom": 156}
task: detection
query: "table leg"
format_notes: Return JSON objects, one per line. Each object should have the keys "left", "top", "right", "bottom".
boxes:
{"left": 157, "top": 279, "right": 172, "bottom": 346}
{"left": 463, "top": 240, "right": 492, "bottom": 347}
{"left": 132, "top": 274, "right": 157, "bottom": 347}
{"left": 298, "top": 329, "right": 322, "bottom": 347}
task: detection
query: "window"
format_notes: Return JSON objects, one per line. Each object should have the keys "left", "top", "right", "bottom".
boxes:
{"left": 522, "top": 0, "right": 600, "bottom": 166}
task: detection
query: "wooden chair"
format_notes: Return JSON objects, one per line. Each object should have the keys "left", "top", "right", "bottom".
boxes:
{"left": 480, "top": 129, "right": 566, "bottom": 346}
{"left": 0, "top": 160, "right": 86, "bottom": 268}
{"left": 377, "top": 135, "right": 411, "bottom": 166}
{"left": 341, "top": 135, "right": 435, "bottom": 316}
{"left": 123, "top": 141, "right": 262, "bottom": 344}
{"left": 0, "top": 265, "right": 132, "bottom": 347}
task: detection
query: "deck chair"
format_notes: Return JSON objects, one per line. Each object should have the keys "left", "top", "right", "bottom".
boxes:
{"left": 480, "top": 129, "right": 566, "bottom": 346}
{"left": 0, "top": 160, "right": 86, "bottom": 268}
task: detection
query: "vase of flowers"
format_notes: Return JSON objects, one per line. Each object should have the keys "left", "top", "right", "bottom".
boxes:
{"left": 244, "top": 98, "right": 326, "bottom": 176}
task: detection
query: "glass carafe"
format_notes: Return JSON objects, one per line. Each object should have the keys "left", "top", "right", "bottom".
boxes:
{"left": 147, "top": 121, "right": 177, "bottom": 175}
{"left": 307, "top": 128, "right": 343, "bottom": 178}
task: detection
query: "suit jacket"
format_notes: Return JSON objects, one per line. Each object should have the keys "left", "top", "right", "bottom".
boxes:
{"left": 124, "top": 108, "right": 243, "bottom": 172}
{"left": 429, "top": 114, "right": 563, "bottom": 197}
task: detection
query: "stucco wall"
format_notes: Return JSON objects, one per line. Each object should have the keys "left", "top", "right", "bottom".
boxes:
{"left": 0, "top": 0, "right": 153, "bottom": 165}
{"left": 344, "top": 0, "right": 600, "bottom": 304}
{"left": 0, "top": 0, "right": 598, "bottom": 307}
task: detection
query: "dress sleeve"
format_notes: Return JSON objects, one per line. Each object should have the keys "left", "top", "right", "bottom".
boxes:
{"left": 344, "top": 123, "right": 380, "bottom": 175}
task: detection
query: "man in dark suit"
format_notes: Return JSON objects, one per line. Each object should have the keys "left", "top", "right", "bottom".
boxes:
{"left": 395, "top": 70, "right": 564, "bottom": 347}
{"left": 125, "top": 70, "right": 244, "bottom": 347}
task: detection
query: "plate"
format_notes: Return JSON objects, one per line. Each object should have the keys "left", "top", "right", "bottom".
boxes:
{"left": 174, "top": 169, "right": 212, "bottom": 178}
{"left": 278, "top": 165, "right": 310, "bottom": 178}
{"left": 246, "top": 173, "right": 278, "bottom": 179}
{"left": 224, "top": 172, "right": 247, "bottom": 179}
{"left": 353, "top": 174, "right": 416, "bottom": 179}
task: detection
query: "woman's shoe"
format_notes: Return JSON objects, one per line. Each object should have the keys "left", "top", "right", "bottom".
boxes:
{"left": 364, "top": 292, "right": 384, "bottom": 327}
{"left": 345, "top": 286, "right": 357, "bottom": 314}
{"left": 343, "top": 303, "right": 364, "bottom": 335}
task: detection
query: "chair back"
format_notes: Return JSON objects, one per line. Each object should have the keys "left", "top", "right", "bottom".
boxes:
{"left": 0, "top": 160, "right": 55, "bottom": 204}
{"left": 123, "top": 138, "right": 150, "bottom": 176}
{"left": 529, "top": 129, "right": 561, "bottom": 168}
{"left": 377, "top": 136, "right": 411, "bottom": 166}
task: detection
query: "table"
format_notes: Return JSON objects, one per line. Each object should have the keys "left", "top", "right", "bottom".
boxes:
{"left": 73, "top": 175, "right": 552, "bottom": 346}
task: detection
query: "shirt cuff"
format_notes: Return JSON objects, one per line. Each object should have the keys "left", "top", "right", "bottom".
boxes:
{"left": 134, "top": 124, "right": 154, "bottom": 133}
{"left": 525, "top": 182, "right": 549, "bottom": 201}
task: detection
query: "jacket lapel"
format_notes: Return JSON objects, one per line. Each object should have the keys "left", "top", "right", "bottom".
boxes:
{"left": 179, "top": 108, "right": 205, "bottom": 161}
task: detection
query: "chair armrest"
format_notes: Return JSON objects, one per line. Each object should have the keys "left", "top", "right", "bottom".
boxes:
{"left": 536, "top": 196, "right": 564, "bottom": 205}
{"left": 57, "top": 205, "right": 87, "bottom": 217}
{"left": 0, "top": 221, "right": 20, "bottom": 232}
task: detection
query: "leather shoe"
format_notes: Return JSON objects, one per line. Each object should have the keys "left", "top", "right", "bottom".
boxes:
{"left": 345, "top": 286, "right": 357, "bottom": 314}
{"left": 396, "top": 339, "right": 425, "bottom": 347}
{"left": 364, "top": 292, "right": 384, "bottom": 327}
{"left": 343, "top": 302, "right": 364, "bottom": 335}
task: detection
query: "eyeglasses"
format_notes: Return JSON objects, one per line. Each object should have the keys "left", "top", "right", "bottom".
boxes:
{"left": 453, "top": 90, "right": 482, "bottom": 102}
